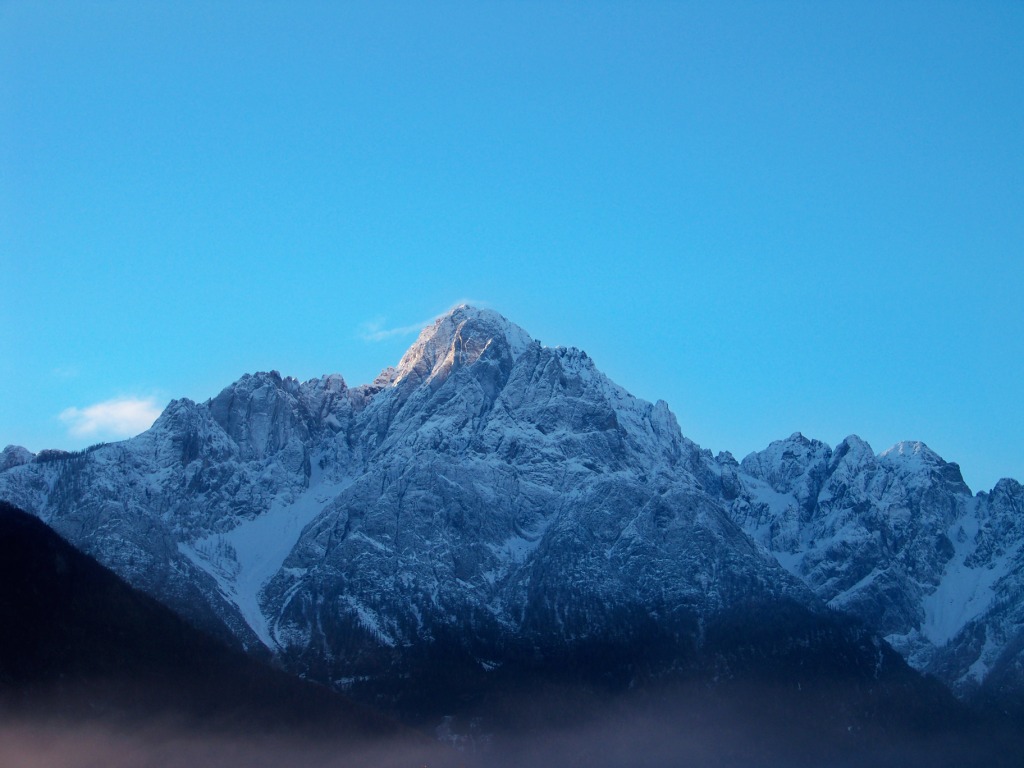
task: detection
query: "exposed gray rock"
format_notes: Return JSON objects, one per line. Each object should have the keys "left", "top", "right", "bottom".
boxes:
{"left": 1, "top": 445, "right": 34, "bottom": 471}
{"left": 725, "top": 433, "right": 1024, "bottom": 696}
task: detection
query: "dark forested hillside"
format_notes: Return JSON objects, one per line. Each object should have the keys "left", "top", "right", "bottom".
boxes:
{"left": 0, "top": 499, "right": 399, "bottom": 740}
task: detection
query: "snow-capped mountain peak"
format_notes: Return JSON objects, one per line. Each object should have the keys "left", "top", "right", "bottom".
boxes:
{"left": 725, "top": 427, "right": 1023, "bottom": 696}
{"left": 828, "top": 434, "right": 877, "bottom": 474}
{"left": 878, "top": 440, "right": 970, "bottom": 493}
{"left": 880, "top": 439, "right": 941, "bottom": 465}
{"left": 392, "top": 305, "right": 534, "bottom": 388}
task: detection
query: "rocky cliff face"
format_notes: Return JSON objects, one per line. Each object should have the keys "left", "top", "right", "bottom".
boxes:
{"left": 1, "top": 306, "right": 1021, "bottom": 703}
{"left": 724, "top": 432, "right": 1024, "bottom": 697}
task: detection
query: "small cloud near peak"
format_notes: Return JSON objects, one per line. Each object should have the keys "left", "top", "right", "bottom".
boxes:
{"left": 358, "top": 299, "right": 489, "bottom": 342}
{"left": 59, "top": 397, "right": 162, "bottom": 439}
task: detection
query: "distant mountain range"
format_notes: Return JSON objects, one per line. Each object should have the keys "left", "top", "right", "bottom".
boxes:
{"left": 2, "top": 305, "right": 1022, "bottom": 757}
{"left": 724, "top": 431, "right": 1024, "bottom": 704}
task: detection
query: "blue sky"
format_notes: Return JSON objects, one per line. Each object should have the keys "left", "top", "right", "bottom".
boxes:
{"left": 2, "top": 1, "right": 1021, "bottom": 492}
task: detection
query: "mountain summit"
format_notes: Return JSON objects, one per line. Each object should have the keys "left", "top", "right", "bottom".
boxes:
{"left": 392, "top": 305, "right": 534, "bottom": 389}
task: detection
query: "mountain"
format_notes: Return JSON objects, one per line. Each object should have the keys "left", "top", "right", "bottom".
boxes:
{"left": 723, "top": 432, "right": 1024, "bottom": 702}
{"left": 0, "top": 309, "right": 810, "bottom": 676}
{"left": 1, "top": 305, "right": 1021, "bottom": 719}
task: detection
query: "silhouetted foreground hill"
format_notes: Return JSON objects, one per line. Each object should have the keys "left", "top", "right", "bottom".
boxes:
{"left": 0, "top": 500, "right": 406, "bottom": 738}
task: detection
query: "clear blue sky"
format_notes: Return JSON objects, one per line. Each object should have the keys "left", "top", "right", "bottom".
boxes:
{"left": 2, "top": 1, "right": 1021, "bottom": 493}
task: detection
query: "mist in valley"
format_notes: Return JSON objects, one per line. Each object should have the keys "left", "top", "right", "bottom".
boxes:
{"left": 3, "top": 681, "right": 1016, "bottom": 768}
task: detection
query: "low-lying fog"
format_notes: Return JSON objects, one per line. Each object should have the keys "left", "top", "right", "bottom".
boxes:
{"left": 3, "top": 694, "right": 1008, "bottom": 768}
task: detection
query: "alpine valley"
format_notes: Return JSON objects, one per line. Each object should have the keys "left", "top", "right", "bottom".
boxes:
{"left": 3, "top": 306, "right": 1022, "bottom": 765}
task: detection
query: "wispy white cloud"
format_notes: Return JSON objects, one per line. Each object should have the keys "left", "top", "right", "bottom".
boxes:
{"left": 358, "top": 316, "right": 437, "bottom": 342}
{"left": 59, "top": 397, "right": 162, "bottom": 439}
{"left": 358, "top": 299, "right": 489, "bottom": 343}
{"left": 52, "top": 365, "right": 80, "bottom": 379}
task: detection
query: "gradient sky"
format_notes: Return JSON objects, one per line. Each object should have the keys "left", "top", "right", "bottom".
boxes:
{"left": 2, "top": 1, "right": 1022, "bottom": 493}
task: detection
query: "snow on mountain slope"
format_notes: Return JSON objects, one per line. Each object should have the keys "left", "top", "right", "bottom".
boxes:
{"left": 179, "top": 468, "right": 354, "bottom": 647}
{"left": 726, "top": 433, "right": 1024, "bottom": 694}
